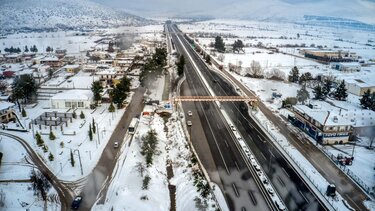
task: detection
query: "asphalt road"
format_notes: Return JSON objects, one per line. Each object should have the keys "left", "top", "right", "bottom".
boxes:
{"left": 78, "top": 87, "right": 145, "bottom": 210}
{"left": 169, "top": 23, "right": 328, "bottom": 211}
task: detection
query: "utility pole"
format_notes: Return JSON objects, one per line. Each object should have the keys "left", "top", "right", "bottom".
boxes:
{"left": 74, "top": 149, "right": 83, "bottom": 175}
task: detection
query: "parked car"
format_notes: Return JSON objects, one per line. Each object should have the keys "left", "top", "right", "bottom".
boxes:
{"left": 114, "top": 141, "right": 119, "bottom": 148}
{"left": 187, "top": 110, "right": 193, "bottom": 116}
{"left": 71, "top": 196, "right": 82, "bottom": 210}
{"left": 187, "top": 121, "right": 192, "bottom": 126}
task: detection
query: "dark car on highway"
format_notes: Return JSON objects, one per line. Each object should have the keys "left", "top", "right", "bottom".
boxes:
{"left": 71, "top": 196, "right": 82, "bottom": 210}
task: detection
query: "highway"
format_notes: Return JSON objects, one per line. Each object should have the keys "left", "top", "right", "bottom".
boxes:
{"left": 168, "top": 23, "right": 328, "bottom": 211}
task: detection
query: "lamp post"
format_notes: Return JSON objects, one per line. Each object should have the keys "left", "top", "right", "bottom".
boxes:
{"left": 74, "top": 149, "right": 83, "bottom": 175}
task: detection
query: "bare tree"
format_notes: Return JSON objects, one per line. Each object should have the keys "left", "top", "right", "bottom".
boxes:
{"left": 217, "top": 54, "right": 225, "bottom": 62}
{"left": 245, "top": 60, "right": 264, "bottom": 78}
{"left": 268, "top": 69, "right": 286, "bottom": 81}
{"left": 0, "top": 81, "right": 8, "bottom": 92}
{"left": 134, "top": 161, "right": 147, "bottom": 177}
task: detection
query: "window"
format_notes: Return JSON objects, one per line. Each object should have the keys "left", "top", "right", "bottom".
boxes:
{"left": 78, "top": 102, "right": 84, "bottom": 107}
{"left": 65, "top": 102, "right": 71, "bottom": 108}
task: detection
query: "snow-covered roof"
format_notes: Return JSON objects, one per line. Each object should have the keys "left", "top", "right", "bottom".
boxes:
{"left": 0, "top": 101, "right": 15, "bottom": 111}
{"left": 41, "top": 56, "right": 59, "bottom": 62}
{"left": 346, "top": 79, "right": 375, "bottom": 88}
{"left": 96, "top": 68, "right": 116, "bottom": 75}
{"left": 63, "top": 64, "right": 80, "bottom": 69}
{"left": 51, "top": 90, "right": 93, "bottom": 101}
{"left": 294, "top": 102, "right": 353, "bottom": 126}
{"left": 331, "top": 62, "right": 361, "bottom": 67}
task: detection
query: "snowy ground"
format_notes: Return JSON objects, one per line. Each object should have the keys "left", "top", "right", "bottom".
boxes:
{"left": 94, "top": 111, "right": 218, "bottom": 211}
{"left": 0, "top": 137, "right": 60, "bottom": 210}
{"left": 42, "top": 71, "right": 99, "bottom": 89}
{"left": 14, "top": 93, "right": 132, "bottom": 181}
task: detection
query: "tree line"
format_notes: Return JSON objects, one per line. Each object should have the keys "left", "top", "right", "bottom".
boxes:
{"left": 4, "top": 45, "right": 39, "bottom": 53}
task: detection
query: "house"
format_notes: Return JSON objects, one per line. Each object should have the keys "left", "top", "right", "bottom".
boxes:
{"left": 289, "top": 103, "right": 353, "bottom": 145}
{"left": 4, "top": 54, "right": 23, "bottom": 63}
{"left": 301, "top": 49, "right": 358, "bottom": 62}
{"left": 0, "top": 102, "right": 16, "bottom": 123}
{"left": 40, "top": 56, "right": 62, "bottom": 68}
{"left": 346, "top": 79, "right": 375, "bottom": 96}
{"left": 55, "top": 49, "right": 67, "bottom": 59}
{"left": 50, "top": 90, "right": 93, "bottom": 109}
{"left": 96, "top": 68, "right": 117, "bottom": 88}
{"left": 331, "top": 62, "right": 361, "bottom": 72}
{"left": 62, "top": 64, "right": 80, "bottom": 73}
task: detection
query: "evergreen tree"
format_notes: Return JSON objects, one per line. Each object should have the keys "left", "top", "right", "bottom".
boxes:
{"left": 288, "top": 66, "right": 300, "bottom": 83}
{"left": 360, "top": 89, "right": 372, "bottom": 109}
{"left": 313, "top": 85, "right": 324, "bottom": 100}
{"left": 88, "top": 124, "right": 93, "bottom": 141}
{"left": 72, "top": 110, "right": 77, "bottom": 119}
{"left": 21, "top": 107, "right": 27, "bottom": 117}
{"left": 60, "top": 141, "right": 64, "bottom": 148}
{"left": 48, "top": 153, "right": 54, "bottom": 161}
{"left": 232, "top": 39, "right": 244, "bottom": 53}
{"left": 370, "top": 92, "right": 375, "bottom": 111}
{"left": 214, "top": 36, "right": 225, "bottom": 53}
{"left": 205, "top": 54, "right": 211, "bottom": 64}
{"left": 334, "top": 80, "right": 348, "bottom": 101}
{"left": 49, "top": 131, "right": 56, "bottom": 140}
{"left": 91, "top": 81, "right": 103, "bottom": 104}
{"left": 176, "top": 55, "right": 185, "bottom": 76}
{"left": 24, "top": 45, "right": 29, "bottom": 52}
{"left": 108, "top": 102, "right": 115, "bottom": 112}
{"left": 70, "top": 149, "right": 75, "bottom": 167}
{"left": 296, "top": 85, "right": 310, "bottom": 104}
{"left": 92, "top": 118, "right": 96, "bottom": 134}
{"left": 80, "top": 111, "right": 85, "bottom": 119}
{"left": 33, "top": 45, "right": 38, "bottom": 52}
{"left": 35, "top": 132, "right": 44, "bottom": 146}
{"left": 322, "top": 78, "right": 333, "bottom": 97}
{"left": 299, "top": 72, "right": 312, "bottom": 85}
{"left": 12, "top": 74, "right": 38, "bottom": 103}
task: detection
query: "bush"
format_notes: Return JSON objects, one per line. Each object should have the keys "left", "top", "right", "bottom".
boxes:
{"left": 49, "top": 131, "right": 56, "bottom": 140}
{"left": 60, "top": 141, "right": 64, "bottom": 148}
{"left": 72, "top": 111, "right": 77, "bottom": 119}
{"left": 142, "top": 175, "right": 151, "bottom": 190}
{"left": 35, "top": 132, "right": 44, "bottom": 146}
{"left": 22, "top": 107, "right": 27, "bottom": 117}
{"left": 80, "top": 111, "right": 85, "bottom": 119}
{"left": 42, "top": 145, "right": 48, "bottom": 153}
{"left": 48, "top": 153, "right": 54, "bottom": 161}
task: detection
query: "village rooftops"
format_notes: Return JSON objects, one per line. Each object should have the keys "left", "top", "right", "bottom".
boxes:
{"left": 0, "top": 101, "right": 15, "bottom": 111}
{"left": 51, "top": 90, "right": 93, "bottom": 101}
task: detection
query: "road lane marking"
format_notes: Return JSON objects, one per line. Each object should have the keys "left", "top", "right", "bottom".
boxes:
{"left": 234, "top": 161, "right": 240, "bottom": 171}
{"left": 299, "top": 190, "right": 310, "bottom": 204}
{"left": 248, "top": 191, "right": 257, "bottom": 205}
{"left": 224, "top": 139, "right": 229, "bottom": 147}
{"left": 277, "top": 175, "right": 286, "bottom": 187}
{"left": 232, "top": 183, "right": 240, "bottom": 197}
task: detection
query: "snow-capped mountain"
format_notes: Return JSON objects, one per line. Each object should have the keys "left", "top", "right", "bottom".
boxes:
{"left": 0, "top": 0, "right": 151, "bottom": 34}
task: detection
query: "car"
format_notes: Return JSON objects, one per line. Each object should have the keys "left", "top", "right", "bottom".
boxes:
{"left": 267, "top": 187, "right": 274, "bottom": 195}
{"left": 114, "top": 141, "right": 119, "bottom": 148}
{"left": 230, "top": 125, "right": 236, "bottom": 131}
{"left": 213, "top": 79, "right": 218, "bottom": 83}
{"left": 254, "top": 164, "right": 261, "bottom": 171}
{"left": 187, "top": 121, "right": 192, "bottom": 126}
{"left": 71, "top": 196, "right": 82, "bottom": 210}
{"left": 275, "top": 201, "right": 286, "bottom": 211}
{"left": 187, "top": 110, "right": 193, "bottom": 116}
{"left": 262, "top": 178, "right": 269, "bottom": 184}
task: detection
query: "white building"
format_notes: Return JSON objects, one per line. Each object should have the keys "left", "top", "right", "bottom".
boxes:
{"left": 50, "top": 90, "right": 93, "bottom": 109}
{"left": 331, "top": 62, "right": 361, "bottom": 72}
{"left": 346, "top": 79, "right": 375, "bottom": 96}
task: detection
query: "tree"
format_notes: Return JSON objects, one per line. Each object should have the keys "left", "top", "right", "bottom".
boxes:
{"left": 232, "top": 39, "right": 244, "bottom": 53}
{"left": 30, "top": 170, "right": 51, "bottom": 201}
{"left": 0, "top": 152, "right": 3, "bottom": 166}
{"left": 152, "top": 47, "right": 167, "bottom": 67}
{"left": 108, "top": 41, "right": 114, "bottom": 53}
{"left": 24, "top": 45, "right": 29, "bottom": 52}
{"left": 217, "top": 54, "right": 225, "bottom": 62}
{"left": 88, "top": 124, "right": 93, "bottom": 141}
{"left": 0, "top": 80, "right": 8, "bottom": 92}
{"left": 21, "top": 107, "right": 27, "bottom": 117}
{"left": 313, "top": 85, "right": 324, "bottom": 100}
{"left": 92, "top": 118, "right": 96, "bottom": 134}
{"left": 334, "top": 80, "right": 348, "bottom": 101}
{"left": 205, "top": 54, "right": 211, "bottom": 64}
{"left": 299, "top": 72, "right": 312, "bottom": 85}
{"left": 48, "top": 153, "right": 54, "bottom": 161}
{"left": 142, "top": 175, "right": 151, "bottom": 190}
{"left": 46, "top": 46, "right": 52, "bottom": 52}
{"left": 60, "top": 141, "right": 64, "bottom": 148}
{"left": 134, "top": 161, "right": 147, "bottom": 177}
{"left": 70, "top": 150, "right": 75, "bottom": 167}
{"left": 108, "top": 102, "right": 115, "bottom": 112}
{"left": 110, "top": 76, "right": 131, "bottom": 108}
{"left": 91, "top": 81, "right": 103, "bottom": 104}
{"left": 72, "top": 110, "right": 77, "bottom": 119}
{"left": 35, "top": 132, "right": 44, "bottom": 146}
{"left": 371, "top": 92, "right": 375, "bottom": 111}
{"left": 288, "top": 66, "right": 300, "bottom": 83}
{"left": 12, "top": 74, "right": 38, "bottom": 104}
{"left": 49, "top": 131, "right": 56, "bottom": 140}
{"left": 322, "top": 78, "right": 333, "bottom": 97}
{"left": 360, "top": 89, "right": 372, "bottom": 109}
{"left": 214, "top": 36, "right": 225, "bottom": 53}
{"left": 245, "top": 61, "right": 264, "bottom": 78}
{"left": 80, "top": 111, "right": 85, "bottom": 119}
{"left": 176, "top": 55, "right": 185, "bottom": 76}
{"left": 296, "top": 85, "right": 310, "bottom": 104}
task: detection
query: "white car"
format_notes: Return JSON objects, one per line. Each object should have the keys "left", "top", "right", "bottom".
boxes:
{"left": 187, "top": 111, "right": 193, "bottom": 116}
{"left": 114, "top": 141, "right": 119, "bottom": 148}
{"left": 267, "top": 187, "right": 274, "bottom": 195}
{"left": 187, "top": 121, "right": 192, "bottom": 126}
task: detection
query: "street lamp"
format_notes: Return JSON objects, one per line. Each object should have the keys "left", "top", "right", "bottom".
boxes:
{"left": 74, "top": 149, "right": 83, "bottom": 176}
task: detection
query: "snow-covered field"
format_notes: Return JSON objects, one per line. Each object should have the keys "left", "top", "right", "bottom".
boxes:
{"left": 0, "top": 138, "right": 60, "bottom": 210}
{"left": 94, "top": 111, "right": 218, "bottom": 211}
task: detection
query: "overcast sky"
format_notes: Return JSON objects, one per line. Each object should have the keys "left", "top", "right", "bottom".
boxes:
{"left": 91, "top": 0, "right": 375, "bottom": 23}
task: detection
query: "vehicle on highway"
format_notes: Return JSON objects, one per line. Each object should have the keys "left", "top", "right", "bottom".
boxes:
{"left": 230, "top": 125, "right": 236, "bottom": 131}
{"left": 267, "top": 187, "right": 274, "bottom": 195}
{"left": 275, "top": 200, "right": 287, "bottom": 211}
{"left": 254, "top": 164, "right": 261, "bottom": 171}
{"left": 187, "top": 110, "right": 193, "bottom": 116}
{"left": 187, "top": 120, "right": 192, "bottom": 126}
{"left": 71, "top": 196, "right": 82, "bottom": 210}
{"left": 128, "top": 117, "right": 139, "bottom": 135}
{"left": 213, "top": 79, "right": 218, "bottom": 83}
{"left": 114, "top": 141, "right": 119, "bottom": 148}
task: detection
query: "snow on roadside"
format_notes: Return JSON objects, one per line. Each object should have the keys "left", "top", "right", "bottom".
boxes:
{"left": 94, "top": 111, "right": 218, "bottom": 211}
